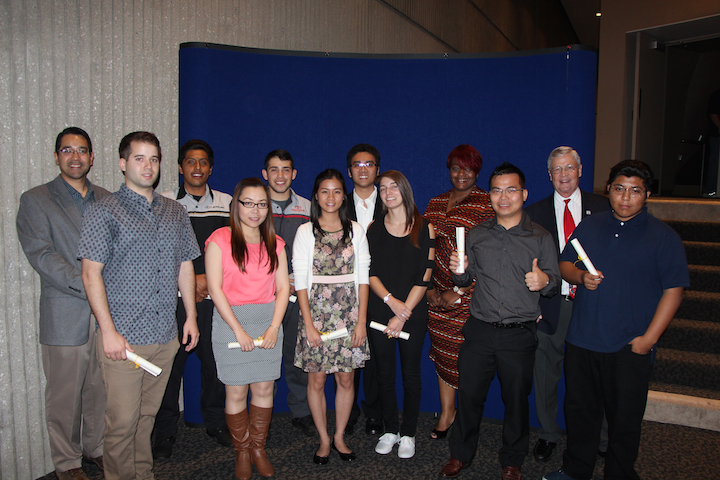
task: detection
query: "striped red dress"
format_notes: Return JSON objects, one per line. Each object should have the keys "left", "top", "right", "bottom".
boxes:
{"left": 423, "top": 185, "right": 493, "bottom": 388}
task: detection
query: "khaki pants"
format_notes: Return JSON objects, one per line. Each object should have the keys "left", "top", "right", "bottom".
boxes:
{"left": 97, "top": 334, "right": 178, "bottom": 480}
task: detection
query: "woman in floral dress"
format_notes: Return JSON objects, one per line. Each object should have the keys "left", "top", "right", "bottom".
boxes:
{"left": 293, "top": 169, "right": 370, "bottom": 464}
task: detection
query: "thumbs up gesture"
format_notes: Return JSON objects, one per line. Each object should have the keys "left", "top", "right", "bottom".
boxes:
{"left": 525, "top": 258, "right": 549, "bottom": 292}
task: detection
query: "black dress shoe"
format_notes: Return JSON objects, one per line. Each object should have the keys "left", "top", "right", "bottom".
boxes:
{"left": 292, "top": 415, "right": 317, "bottom": 437}
{"left": 365, "top": 417, "right": 384, "bottom": 435}
{"left": 206, "top": 427, "right": 233, "bottom": 447}
{"left": 533, "top": 439, "right": 557, "bottom": 462}
{"left": 313, "top": 453, "right": 330, "bottom": 465}
{"left": 152, "top": 436, "right": 175, "bottom": 460}
{"left": 331, "top": 442, "right": 356, "bottom": 461}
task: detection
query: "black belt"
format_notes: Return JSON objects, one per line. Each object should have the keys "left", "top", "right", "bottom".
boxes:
{"left": 489, "top": 321, "right": 534, "bottom": 329}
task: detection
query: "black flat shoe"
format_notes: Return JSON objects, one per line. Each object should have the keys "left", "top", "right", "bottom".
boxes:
{"left": 313, "top": 453, "right": 329, "bottom": 465}
{"left": 431, "top": 420, "right": 455, "bottom": 440}
{"left": 331, "top": 442, "right": 356, "bottom": 461}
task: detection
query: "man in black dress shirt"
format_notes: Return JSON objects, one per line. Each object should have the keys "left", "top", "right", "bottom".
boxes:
{"left": 524, "top": 147, "right": 609, "bottom": 462}
{"left": 439, "top": 162, "right": 560, "bottom": 480}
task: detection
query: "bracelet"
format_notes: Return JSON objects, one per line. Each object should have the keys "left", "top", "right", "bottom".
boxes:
{"left": 383, "top": 292, "right": 393, "bottom": 303}
{"left": 270, "top": 325, "right": 280, "bottom": 330}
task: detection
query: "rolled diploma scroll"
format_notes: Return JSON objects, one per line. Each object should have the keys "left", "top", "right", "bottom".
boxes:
{"left": 569, "top": 239, "right": 599, "bottom": 276}
{"left": 228, "top": 328, "right": 349, "bottom": 349}
{"left": 126, "top": 350, "right": 162, "bottom": 377}
{"left": 456, "top": 227, "right": 465, "bottom": 274}
{"left": 369, "top": 321, "right": 410, "bottom": 340}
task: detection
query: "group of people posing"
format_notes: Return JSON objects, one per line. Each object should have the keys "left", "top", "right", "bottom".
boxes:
{"left": 17, "top": 128, "right": 689, "bottom": 480}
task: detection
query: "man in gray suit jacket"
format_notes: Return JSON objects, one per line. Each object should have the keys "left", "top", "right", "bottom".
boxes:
{"left": 524, "top": 147, "right": 609, "bottom": 463}
{"left": 17, "top": 127, "right": 110, "bottom": 480}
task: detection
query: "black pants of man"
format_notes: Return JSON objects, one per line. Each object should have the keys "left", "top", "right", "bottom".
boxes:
{"left": 367, "top": 315, "right": 427, "bottom": 436}
{"left": 282, "top": 301, "right": 310, "bottom": 418}
{"left": 345, "top": 319, "right": 382, "bottom": 427}
{"left": 155, "top": 299, "right": 226, "bottom": 437}
{"left": 449, "top": 319, "right": 537, "bottom": 468}
{"left": 561, "top": 343, "right": 652, "bottom": 480}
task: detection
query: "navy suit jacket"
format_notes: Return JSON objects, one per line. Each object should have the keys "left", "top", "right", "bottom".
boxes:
{"left": 524, "top": 190, "right": 610, "bottom": 335}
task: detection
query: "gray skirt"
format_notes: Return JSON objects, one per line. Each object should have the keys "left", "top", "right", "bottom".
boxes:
{"left": 212, "top": 302, "right": 283, "bottom": 386}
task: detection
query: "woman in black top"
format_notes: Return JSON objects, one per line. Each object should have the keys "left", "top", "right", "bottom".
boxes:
{"left": 366, "top": 170, "right": 435, "bottom": 459}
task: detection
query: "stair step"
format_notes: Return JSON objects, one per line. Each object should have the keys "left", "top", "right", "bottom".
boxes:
{"left": 651, "top": 348, "right": 720, "bottom": 391}
{"left": 685, "top": 241, "right": 720, "bottom": 267}
{"left": 688, "top": 265, "right": 720, "bottom": 293}
{"left": 676, "top": 291, "right": 720, "bottom": 323}
{"left": 665, "top": 220, "right": 720, "bottom": 243}
{"left": 658, "top": 318, "right": 720, "bottom": 354}
{"left": 650, "top": 382, "right": 720, "bottom": 401}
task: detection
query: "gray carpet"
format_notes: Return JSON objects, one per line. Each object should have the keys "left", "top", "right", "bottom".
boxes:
{"left": 39, "top": 412, "right": 720, "bottom": 479}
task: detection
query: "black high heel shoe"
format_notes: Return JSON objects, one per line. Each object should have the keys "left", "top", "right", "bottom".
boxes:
{"left": 431, "top": 417, "right": 455, "bottom": 440}
{"left": 331, "top": 442, "right": 356, "bottom": 461}
{"left": 313, "top": 452, "right": 329, "bottom": 465}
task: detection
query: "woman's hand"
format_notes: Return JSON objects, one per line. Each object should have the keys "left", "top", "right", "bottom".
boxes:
{"left": 305, "top": 325, "right": 323, "bottom": 349}
{"left": 427, "top": 288, "right": 441, "bottom": 308}
{"left": 259, "top": 326, "right": 279, "bottom": 349}
{"left": 383, "top": 316, "right": 406, "bottom": 338}
{"left": 233, "top": 328, "right": 255, "bottom": 352}
{"left": 352, "top": 321, "right": 367, "bottom": 348}
{"left": 437, "top": 289, "right": 462, "bottom": 309}
{"left": 387, "top": 297, "right": 412, "bottom": 322}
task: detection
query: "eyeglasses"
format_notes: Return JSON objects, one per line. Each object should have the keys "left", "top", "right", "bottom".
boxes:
{"left": 609, "top": 184, "right": 646, "bottom": 197}
{"left": 351, "top": 161, "right": 376, "bottom": 168}
{"left": 550, "top": 165, "right": 578, "bottom": 175}
{"left": 238, "top": 201, "right": 269, "bottom": 209}
{"left": 58, "top": 147, "right": 89, "bottom": 155}
{"left": 490, "top": 187, "right": 522, "bottom": 195}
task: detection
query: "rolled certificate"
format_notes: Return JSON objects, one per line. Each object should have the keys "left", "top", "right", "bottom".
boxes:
{"left": 126, "top": 350, "right": 162, "bottom": 377}
{"left": 369, "top": 321, "right": 410, "bottom": 340}
{"left": 569, "top": 238, "right": 599, "bottom": 276}
{"left": 456, "top": 227, "right": 465, "bottom": 274}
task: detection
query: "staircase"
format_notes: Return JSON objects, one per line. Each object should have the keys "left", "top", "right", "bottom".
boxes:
{"left": 644, "top": 198, "right": 720, "bottom": 431}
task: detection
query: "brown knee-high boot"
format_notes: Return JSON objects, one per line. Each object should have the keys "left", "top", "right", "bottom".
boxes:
{"left": 248, "top": 404, "right": 274, "bottom": 477}
{"left": 226, "top": 411, "right": 252, "bottom": 480}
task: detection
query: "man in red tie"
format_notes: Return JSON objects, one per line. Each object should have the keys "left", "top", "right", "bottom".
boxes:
{"left": 523, "top": 147, "right": 609, "bottom": 462}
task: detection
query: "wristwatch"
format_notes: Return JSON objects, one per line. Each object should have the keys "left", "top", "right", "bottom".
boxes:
{"left": 453, "top": 286, "right": 461, "bottom": 294}
{"left": 383, "top": 292, "right": 393, "bottom": 303}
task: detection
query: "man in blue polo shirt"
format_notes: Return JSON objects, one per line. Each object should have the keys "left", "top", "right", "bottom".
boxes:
{"left": 543, "top": 160, "right": 689, "bottom": 480}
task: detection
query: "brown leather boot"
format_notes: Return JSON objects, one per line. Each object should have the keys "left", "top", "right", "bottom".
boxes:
{"left": 226, "top": 411, "right": 251, "bottom": 480}
{"left": 248, "top": 404, "right": 274, "bottom": 477}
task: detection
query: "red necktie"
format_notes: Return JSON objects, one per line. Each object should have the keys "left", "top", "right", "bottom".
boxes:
{"left": 564, "top": 199, "right": 578, "bottom": 298}
{"left": 563, "top": 199, "right": 575, "bottom": 243}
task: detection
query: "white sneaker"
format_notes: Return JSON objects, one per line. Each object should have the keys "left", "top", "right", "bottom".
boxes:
{"left": 375, "top": 432, "right": 400, "bottom": 454}
{"left": 397, "top": 435, "right": 416, "bottom": 459}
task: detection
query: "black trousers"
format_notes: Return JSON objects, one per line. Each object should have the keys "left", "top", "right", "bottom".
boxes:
{"left": 367, "top": 315, "right": 427, "bottom": 437}
{"left": 155, "top": 299, "right": 226, "bottom": 436}
{"left": 344, "top": 319, "right": 382, "bottom": 426}
{"left": 449, "top": 319, "right": 537, "bottom": 468}
{"left": 562, "top": 343, "right": 652, "bottom": 480}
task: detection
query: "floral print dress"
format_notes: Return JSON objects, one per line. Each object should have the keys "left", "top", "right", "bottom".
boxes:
{"left": 294, "top": 230, "right": 370, "bottom": 373}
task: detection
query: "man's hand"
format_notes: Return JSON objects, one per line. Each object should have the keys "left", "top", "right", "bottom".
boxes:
{"left": 195, "top": 273, "right": 208, "bottom": 303}
{"left": 182, "top": 317, "right": 200, "bottom": 351}
{"left": 629, "top": 335, "right": 654, "bottom": 355}
{"left": 581, "top": 270, "right": 604, "bottom": 290}
{"left": 103, "top": 330, "right": 132, "bottom": 361}
{"left": 449, "top": 251, "right": 468, "bottom": 275}
{"left": 525, "top": 258, "right": 549, "bottom": 291}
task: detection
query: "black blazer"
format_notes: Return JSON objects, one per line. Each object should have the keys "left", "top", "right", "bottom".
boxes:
{"left": 345, "top": 190, "right": 384, "bottom": 224}
{"left": 524, "top": 190, "right": 610, "bottom": 335}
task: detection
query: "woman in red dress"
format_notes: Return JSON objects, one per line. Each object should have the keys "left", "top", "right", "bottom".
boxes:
{"left": 423, "top": 145, "right": 494, "bottom": 439}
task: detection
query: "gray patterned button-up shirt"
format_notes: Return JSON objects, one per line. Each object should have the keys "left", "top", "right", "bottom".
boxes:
{"left": 78, "top": 184, "right": 200, "bottom": 345}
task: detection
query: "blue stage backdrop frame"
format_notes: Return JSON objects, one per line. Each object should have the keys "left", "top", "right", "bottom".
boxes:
{"left": 179, "top": 42, "right": 597, "bottom": 428}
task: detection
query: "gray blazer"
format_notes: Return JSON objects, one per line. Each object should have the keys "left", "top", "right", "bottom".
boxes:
{"left": 16, "top": 175, "right": 110, "bottom": 346}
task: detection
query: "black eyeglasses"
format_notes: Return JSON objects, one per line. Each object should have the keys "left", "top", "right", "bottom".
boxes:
{"left": 238, "top": 201, "right": 269, "bottom": 209}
